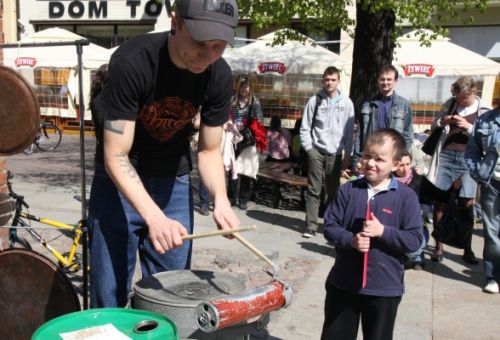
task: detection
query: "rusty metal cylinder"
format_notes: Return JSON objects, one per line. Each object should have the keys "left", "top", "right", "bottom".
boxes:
{"left": 195, "top": 281, "right": 292, "bottom": 332}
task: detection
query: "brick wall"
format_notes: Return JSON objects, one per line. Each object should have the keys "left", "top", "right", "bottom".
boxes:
{"left": 0, "top": 0, "right": 6, "bottom": 194}
{"left": 1, "top": 0, "right": 6, "bottom": 194}
{"left": 0, "top": 0, "right": 9, "bottom": 247}
{"left": 0, "top": 158, "right": 6, "bottom": 194}
{"left": 0, "top": 0, "right": 3, "bottom": 62}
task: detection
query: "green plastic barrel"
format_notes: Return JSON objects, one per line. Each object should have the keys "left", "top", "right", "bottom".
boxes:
{"left": 32, "top": 308, "right": 178, "bottom": 340}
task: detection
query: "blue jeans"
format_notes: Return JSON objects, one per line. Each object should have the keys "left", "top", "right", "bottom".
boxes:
{"left": 88, "top": 164, "right": 193, "bottom": 307}
{"left": 406, "top": 225, "right": 429, "bottom": 263}
{"left": 481, "top": 179, "right": 500, "bottom": 282}
{"left": 435, "top": 148, "right": 477, "bottom": 198}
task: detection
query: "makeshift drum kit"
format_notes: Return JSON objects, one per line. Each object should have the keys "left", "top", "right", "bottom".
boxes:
{"left": 132, "top": 227, "right": 292, "bottom": 339}
{"left": 0, "top": 65, "right": 292, "bottom": 339}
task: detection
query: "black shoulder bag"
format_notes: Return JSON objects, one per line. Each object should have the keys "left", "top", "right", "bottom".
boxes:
{"left": 236, "top": 97, "right": 256, "bottom": 154}
{"left": 310, "top": 94, "right": 321, "bottom": 139}
{"left": 421, "top": 99, "right": 455, "bottom": 156}
{"left": 431, "top": 186, "right": 473, "bottom": 249}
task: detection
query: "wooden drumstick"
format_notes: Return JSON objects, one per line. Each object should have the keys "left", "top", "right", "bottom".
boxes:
{"left": 232, "top": 232, "right": 274, "bottom": 268}
{"left": 182, "top": 226, "right": 256, "bottom": 241}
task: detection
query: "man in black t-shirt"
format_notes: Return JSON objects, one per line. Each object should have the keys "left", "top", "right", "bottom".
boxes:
{"left": 88, "top": 0, "right": 240, "bottom": 308}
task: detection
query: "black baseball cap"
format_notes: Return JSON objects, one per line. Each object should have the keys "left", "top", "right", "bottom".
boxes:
{"left": 175, "top": 0, "right": 238, "bottom": 44}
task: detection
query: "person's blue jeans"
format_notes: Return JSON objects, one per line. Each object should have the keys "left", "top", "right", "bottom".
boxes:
{"left": 406, "top": 224, "right": 429, "bottom": 263}
{"left": 435, "top": 148, "right": 477, "bottom": 198}
{"left": 88, "top": 163, "right": 193, "bottom": 307}
{"left": 481, "top": 179, "right": 500, "bottom": 282}
{"left": 406, "top": 236, "right": 427, "bottom": 263}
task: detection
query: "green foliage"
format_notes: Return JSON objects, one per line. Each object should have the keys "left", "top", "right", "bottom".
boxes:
{"left": 239, "top": 0, "right": 355, "bottom": 45}
{"left": 239, "top": 0, "right": 489, "bottom": 45}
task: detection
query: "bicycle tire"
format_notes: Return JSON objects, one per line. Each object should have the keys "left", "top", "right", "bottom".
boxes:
{"left": 35, "top": 122, "right": 62, "bottom": 152}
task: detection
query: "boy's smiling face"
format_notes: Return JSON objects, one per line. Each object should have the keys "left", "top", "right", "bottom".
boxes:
{"left": 361, "top": 137, "right": 400, "bottom": 188}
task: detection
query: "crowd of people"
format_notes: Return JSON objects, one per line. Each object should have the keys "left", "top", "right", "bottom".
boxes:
{"left": 85, "top": 0, "right": 498, "bottom": 338}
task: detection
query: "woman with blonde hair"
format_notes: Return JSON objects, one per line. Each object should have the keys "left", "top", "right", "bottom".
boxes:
{"left": 228, "top": 75, "right": 264, "bottom": 210}
{"left": 427, "top": 77, "right": 491, "bottom": 263}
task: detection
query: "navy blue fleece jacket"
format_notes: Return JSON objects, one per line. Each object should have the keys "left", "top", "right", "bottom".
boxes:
{"left": 324, "top": 177, "right": 423, "bottom": 297}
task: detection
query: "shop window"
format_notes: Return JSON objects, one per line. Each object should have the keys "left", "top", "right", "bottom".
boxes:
{"left": 115, "top": 24, "right": 155, "bottom": 45}
{"left": 77, "top": 25, "right": 116, "bottom": 48}
{"left": 33, "top": 67, "right": 71, "bottom": 109}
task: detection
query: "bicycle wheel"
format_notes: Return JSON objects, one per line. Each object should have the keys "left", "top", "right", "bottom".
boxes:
{"left": 35, "top": 122, "right": 62, "bottom": 151}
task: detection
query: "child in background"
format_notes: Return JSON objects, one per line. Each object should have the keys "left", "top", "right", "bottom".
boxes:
{"left": 266, "top": 115, "right": 292, "bottom": 162}
{"left": 322, "top": 128, "right": 423, "bottom": 340}
{"left": 393, "top": 151, "right": 430, "bottom": 270}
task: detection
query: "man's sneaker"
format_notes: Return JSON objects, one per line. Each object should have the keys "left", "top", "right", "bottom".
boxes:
{"left": 483, "top": 281, "right": 499, "bottom": 294}
{"left": 239, "top": 202, "right": 248, "bottom": 211}
{"left": 302, "top": 230, "right": 316, "bottom": 238}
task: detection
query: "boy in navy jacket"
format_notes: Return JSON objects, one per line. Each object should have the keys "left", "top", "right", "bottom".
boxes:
{"left": 321, "top": 128, "right": 423, "bottom": 340}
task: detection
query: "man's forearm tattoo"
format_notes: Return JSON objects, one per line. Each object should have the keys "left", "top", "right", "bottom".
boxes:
{"left": 115, "top": 152, "right": 141, "bottom": 184}
{"left": 104, "top": 120, "right": 125, "bottom": 134}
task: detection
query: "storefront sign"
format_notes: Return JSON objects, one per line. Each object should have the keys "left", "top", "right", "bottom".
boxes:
{"left": 15, "top": 57, "right": 37, "bottom": 68}
{"left": 47, "top": 0, "right": 162, "bottom": 19}
{"left": 258, "top": 62, "right": 286, "bottom": 75}
{"left": 403, "top": 64, "right": 435, "bottom": 77}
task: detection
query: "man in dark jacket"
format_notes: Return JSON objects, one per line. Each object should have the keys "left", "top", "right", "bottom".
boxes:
{"left": 353, "top": 65, "right": 414, "bottom": 169}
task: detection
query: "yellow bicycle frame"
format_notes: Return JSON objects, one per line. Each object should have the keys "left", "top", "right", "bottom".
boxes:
{"left": 20, "top": 211, "right": 83, "bottom": 272}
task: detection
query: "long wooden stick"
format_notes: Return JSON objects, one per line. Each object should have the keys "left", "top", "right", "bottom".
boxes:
{"left": 232, "top": 232, "right": 274, "bottom": 268}
{"left": 182, "top": 226, "right": 256, "bottom": 241}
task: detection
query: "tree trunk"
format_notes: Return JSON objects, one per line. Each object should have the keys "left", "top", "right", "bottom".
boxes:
{"left": 349, "top": 3, "right": 396, "bottom": 119}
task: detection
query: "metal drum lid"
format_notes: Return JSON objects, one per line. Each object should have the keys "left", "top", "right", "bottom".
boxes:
{"left": 134, "top": 270, "right": 246, "bottom": 307}
{"left": 0, "top": 66, "right": 40, "bottom": 155}
{"left": 0, "top": 249, "right": 81, "bottom": 339}
{"left": 32, "top": 308, "right": 178, "bottom": 340}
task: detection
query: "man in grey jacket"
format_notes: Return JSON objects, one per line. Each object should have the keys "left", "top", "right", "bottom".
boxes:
{"left": 353, "top": 65, "right": 414, "bottom": 169}
{"left": 300, "top": 66, "right": 355, "bottom": 238}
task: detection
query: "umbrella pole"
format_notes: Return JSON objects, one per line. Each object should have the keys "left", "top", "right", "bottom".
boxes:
{"left": 75, "top": 40, "right": 90, "bottom": 310}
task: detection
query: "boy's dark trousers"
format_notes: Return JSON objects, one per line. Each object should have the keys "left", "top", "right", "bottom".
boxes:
{"left": 321, "top": 283, "right": 402, "bottom": 340}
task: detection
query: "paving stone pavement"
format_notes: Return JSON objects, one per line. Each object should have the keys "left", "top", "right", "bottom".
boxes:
{"left": 4, "top": 135, "right": 500, "bottom": 340}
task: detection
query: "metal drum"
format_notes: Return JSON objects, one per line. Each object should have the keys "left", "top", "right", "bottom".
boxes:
{"left": 32, "top": 308, "right": 178, "bottom": 340}
{"left": 132, "top": 270, "right": 270, "bottom": 340}
{"left": 0, "top": 66, "right": 40, "bottom": 156}
{"left": 0, "top": 249, "right": 80, "bottom": 339}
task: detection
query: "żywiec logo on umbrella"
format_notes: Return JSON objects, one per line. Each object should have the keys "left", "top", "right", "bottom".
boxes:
{"left": 258, "top": 62, "right": 286, "bottom": 75}
{"left": 15, "top": 57, "right": 37, "bottom": 68}
{"left": 403, "top": 64, "right": 435, "bottom": 77}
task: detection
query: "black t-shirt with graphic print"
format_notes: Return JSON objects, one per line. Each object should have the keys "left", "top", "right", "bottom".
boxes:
{"left": 97, "top": 32, "right": 232, "bottom": 176}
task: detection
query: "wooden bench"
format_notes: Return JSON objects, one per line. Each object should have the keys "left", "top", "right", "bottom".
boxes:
{"left": 256, "top": 161, "right": 307, "bottom": 209}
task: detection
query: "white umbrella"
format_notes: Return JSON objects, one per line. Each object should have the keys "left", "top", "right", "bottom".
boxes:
{"left": 4, "top": 27, "right": 112, "bottom": 69}
{"left": 394, "top": 29, "right": 500, "bottom": 77}
{"left": 223, "top": 29, "right": 349, "bottom": 75}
